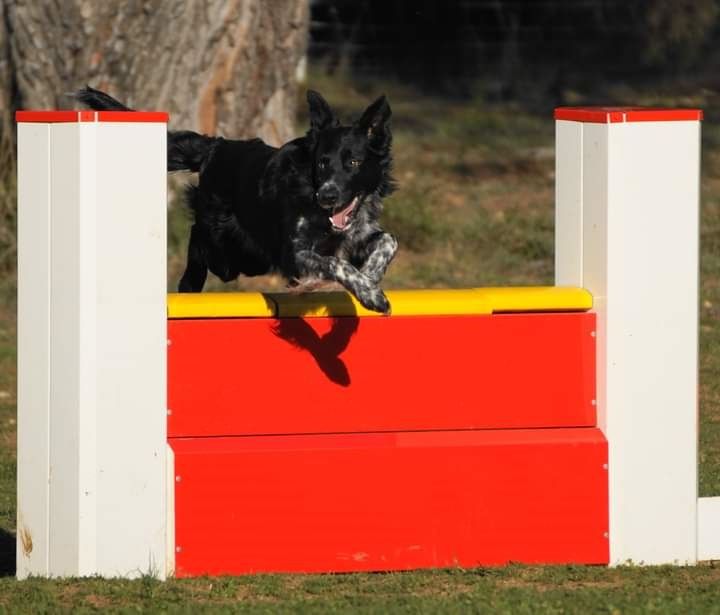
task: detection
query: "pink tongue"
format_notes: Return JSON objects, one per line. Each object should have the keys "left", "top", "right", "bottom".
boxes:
{"left": 330, "top": 198, "right": 357, "bottom": 228}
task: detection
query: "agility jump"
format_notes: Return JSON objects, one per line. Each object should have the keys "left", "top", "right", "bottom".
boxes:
{"left": 15, "top": 106, "right": 720, "bottom": 578}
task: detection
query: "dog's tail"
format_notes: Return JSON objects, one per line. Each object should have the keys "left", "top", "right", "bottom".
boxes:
{"left": 166, "top": 130, "right": 215, "bottom": 173}
{"left": 74, "top": 85, "right": 132, "bottom": 111}
{"left": 73, "top": 86, "right": 216, "bottom": 173}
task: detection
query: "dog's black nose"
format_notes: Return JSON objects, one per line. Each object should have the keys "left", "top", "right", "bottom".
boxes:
{"left": 317, "top": 183, "right": 340, "bottom": 207}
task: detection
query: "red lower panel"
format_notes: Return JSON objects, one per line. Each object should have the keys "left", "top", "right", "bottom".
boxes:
{"left": 168, "top": 313, "right": 596, "bottom": 437}
{"left": 171, "top": 428, "right": 608, "bottom": 576}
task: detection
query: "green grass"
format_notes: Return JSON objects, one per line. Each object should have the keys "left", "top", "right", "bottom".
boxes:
{"left": 0, "top": 566, "right": 718, "bottom": 613}
{"left": 0, "top": 71, "right": 719, "bottom": 611}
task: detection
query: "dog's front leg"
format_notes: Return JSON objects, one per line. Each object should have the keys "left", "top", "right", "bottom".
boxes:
{"left": 359, "top": 232, "right": 398, "bottom": 285}
{"left": 295, "top": 250, "right": 391, "bottom": 314}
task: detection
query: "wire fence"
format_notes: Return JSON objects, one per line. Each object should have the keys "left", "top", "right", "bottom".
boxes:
{"left": 307, "top": 0, "right": 720, "bottom": 95}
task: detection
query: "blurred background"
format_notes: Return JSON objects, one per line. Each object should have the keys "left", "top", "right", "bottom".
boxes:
{"left": 0, "top": 0, "right": 719, "bottom": 515}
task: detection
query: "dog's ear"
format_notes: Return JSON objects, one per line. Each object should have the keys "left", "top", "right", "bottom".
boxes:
{"left": 356, "top": 95, "right": 392, "bottom": 153}
{"left": 307, "top": 90, "right": 339, "bottom": 132}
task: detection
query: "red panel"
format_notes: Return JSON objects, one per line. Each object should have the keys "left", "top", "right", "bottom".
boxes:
{"left": 168, "top": 312, "right": 596, "bottom": 437}
{"left": 15, "top": 110, "right": 169, "bottom": 123}
{"left": 554, "top": 107, "right": 703, "bottom": 123}
{"left": 171, "top": 428, "right": 609, "bottom": 576}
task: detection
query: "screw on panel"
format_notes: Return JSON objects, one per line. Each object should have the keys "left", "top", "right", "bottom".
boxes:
{"left": 590, "top": 331, "right": 596, "bottom": 337}
{"left": 602, "top": 463, "right": 608, "bottom": 470}
{"left": 176, "top": 546, "right": 182, "bottom": 553}
{"left": 167, "top": 409, "right": 172, "bottom": 416}
{"left": 591, "top": 399, "right": 597, "bottom": 406}
{"left": 167, "top": 339, "right": 172, "bottom": 346}
{"left": 175, "top": 475, "right": 181, "bottom": 482}
{"left": 603, "top": 532, "right": 609, "bottom": 539}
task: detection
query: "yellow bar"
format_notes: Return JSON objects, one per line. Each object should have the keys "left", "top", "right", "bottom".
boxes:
{"left": 477, "top": 286, "right": 593, "bottom": 313}
{"left": 168, "top": 287, "right": 592, "bottom": 319}
{"left": 167, "top": 292, "right": 276, "bottom": 318}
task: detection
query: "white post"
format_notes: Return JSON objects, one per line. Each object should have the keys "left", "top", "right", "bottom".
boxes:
{"left": 555, "top": 108, "right": 702, "bottom": 564}
{"left": 17, "top": 110, "right": 169, "bottom": 578}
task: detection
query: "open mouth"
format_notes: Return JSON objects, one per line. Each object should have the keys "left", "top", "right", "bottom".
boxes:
{"left": 329, "top": 196, "right": 359, "bottom": 231}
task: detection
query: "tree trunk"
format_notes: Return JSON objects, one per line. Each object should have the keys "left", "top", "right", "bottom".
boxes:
{"left": 1, "top": 0, "right": 309, "bottom": 144}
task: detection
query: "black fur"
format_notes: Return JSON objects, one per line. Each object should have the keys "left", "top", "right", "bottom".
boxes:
{"left": 75, "top": 86, "right": 398, "bottom": 313}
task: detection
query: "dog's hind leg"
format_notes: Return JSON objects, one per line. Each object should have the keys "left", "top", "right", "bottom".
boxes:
{"left": 178, "top": 225, "right": 208, "bottom": 292}
{"left": 295, "top": 250, "right": 390, "bottom": 314}
{"left": 359, "top": 232, "right": 398, "bottom": 285}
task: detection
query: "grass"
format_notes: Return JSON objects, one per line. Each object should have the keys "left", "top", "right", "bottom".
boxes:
{"left": 0, "top": 566, "right": 717, "bottom": 613}
{"left": 0, "top": 71, "right": 719, "bottom": 611}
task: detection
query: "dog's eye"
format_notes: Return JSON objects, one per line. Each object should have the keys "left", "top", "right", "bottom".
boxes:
{"left": 350, "top": 159, "right": 361, "bottom": 167}
{"left": 318, "top": 161, "right": 326, "bottom": 170}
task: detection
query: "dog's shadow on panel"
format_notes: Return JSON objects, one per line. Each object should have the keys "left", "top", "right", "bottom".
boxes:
{"left": 270, "top": 295, "right": 360, "bottom": 387}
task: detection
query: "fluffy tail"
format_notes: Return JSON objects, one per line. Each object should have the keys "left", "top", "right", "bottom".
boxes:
{"left": 73, "top": 86, "right": 215, "bottom": 173}
{"left": 74, "top": 85, "right": 133, "bottom": 111}
{"left": 166, "top": 130, "right": 215, "bottom": 172}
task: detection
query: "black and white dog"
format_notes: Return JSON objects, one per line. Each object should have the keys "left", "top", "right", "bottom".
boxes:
{"left": 76, "top": 87, "right": 398, "bottom": 313}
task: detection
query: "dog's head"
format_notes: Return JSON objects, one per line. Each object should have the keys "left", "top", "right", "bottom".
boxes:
{"left": 306, "top": 90, "right": 394, "bottom": 233}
